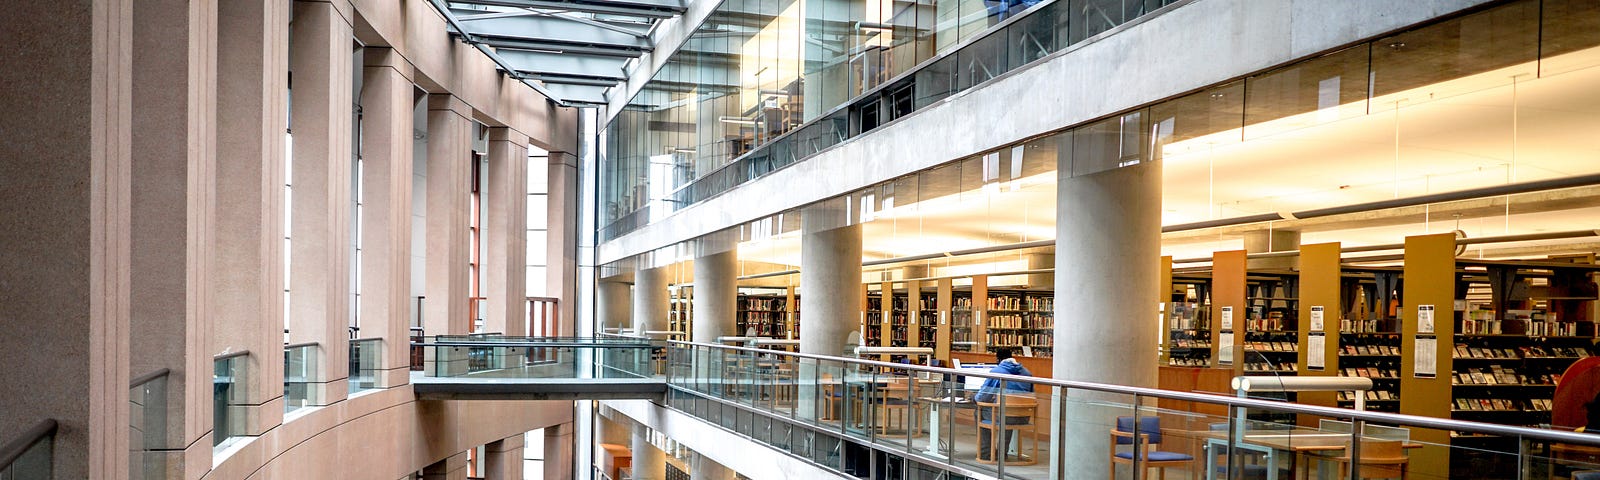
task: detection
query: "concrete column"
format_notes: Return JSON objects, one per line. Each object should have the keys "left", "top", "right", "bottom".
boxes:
{"left": 597, "top": 280, "right": 633, "bottom": 334}
{"left": 546, "top": 151, "right": 580, "bottom": 335}
{"left": 421, "top": 451, "right": 468, "bottom": 480}
{"left": 486, "top": 128, "right": 530, "bottom": 337}
{"left": 213, "top": 0, "right": 290, "bottom": 436}
{"left": 631, "top": 422, "right": 666, "bottom": 480}
{"left": 357, "top": 48, "right": 415, "bottom": 388}
{"left": 128, "top": 0, "right": 216, "bottom": 476}
{"left": 287, "top": 0, "right": 355, "bottom": 405}
{"left": 692, "top": 249, "right": 738, "bottom": 343}
{"left": 1051, "top": 159, "right": 1162, "bottom": 480}
{"left": 424, "top": 94, "right": 474, "bottom": 336}
{"left": 544, "top": 422, "right": 576, "bottom": 480}
{"left": 0, "top": 2, "right": 134, "bottom": 478}
{"left": 690, "top": 452, "right": 736, "bottom": 480}
{"left": 483, "top": 435, "right": 525, "bottom": 480}
{"left": 634, "top": 266, "right": 670, "bottom": 337}
{"left": 800, "top": 208, "right": 862, "bottom": 356}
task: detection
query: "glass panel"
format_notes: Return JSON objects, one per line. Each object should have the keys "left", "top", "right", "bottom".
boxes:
{"left": 956, "top": 31, "right": 1006, "bottom": 90}
{"left": 1242, "top": 45, "right": 1370, "bottom": 140}
{"left": 1007, "top": 1, "right": 1059, "bottom": 69}
{"left": 129, "top": 372, "right": 169, "bottom": 480}
{"left": 1069, "top": 109, "right": 1149, "bottom": 177}
{"left": 212, "top": 354, "right": 248, "bottom": 448}
{"left": 1068, "top": 0, "right": 1124, "bottom": 44}
{"left": 1540, "top": 0, "right": 1600, "bottom": 76}
{"left": 1370, "top": 0, "right": 1539, "bottom": 103}
{"left": 348, "top": 338, "right": 382, "bottom": 393}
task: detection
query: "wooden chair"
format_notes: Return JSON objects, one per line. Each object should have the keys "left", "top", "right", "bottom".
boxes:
{"left": 1328, "top": 440, "right": 1408, "bottom": 479}
{"left": 870, "top": 377, "right": 916, "bottom": 434}
{"left": 1109, "top": 416, "right": 1194, "bottom": 480}
{"left": 976, "top": 394, "right": 1039, "bottom": 465}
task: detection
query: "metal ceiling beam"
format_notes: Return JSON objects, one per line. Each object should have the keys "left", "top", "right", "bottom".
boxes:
{"left": 448, "top": 10, "right": 653, "bottom": 51}
{"left": 496, "top": 49, "right": 629, "bottom": 81}
{"left": 541, "top": 83, "right": 611, "bottom": 104}
{"left": 451, "top": 0, "right": 686, "bottom": 19}
{"left": 477, "top": 36, "right": 649, "bottom": 57}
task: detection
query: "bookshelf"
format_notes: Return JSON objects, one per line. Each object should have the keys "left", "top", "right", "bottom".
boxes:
{"left": 983, "top": 290, "right": 1054, "bottom": 358}
{"left": 735, "top": 287, "right": 797, "bottom": 339}
{"left": 1168, "top": 280, "right": 1211, "bottom": 367}
{"left": 1336, "top": 332, "right": 1402, "bottom": 412}
{"left": 669, "top": 285, "right": 693, "bottom": 338}
{"left": 951, "top": 292, "right": 976, "bottom": 353}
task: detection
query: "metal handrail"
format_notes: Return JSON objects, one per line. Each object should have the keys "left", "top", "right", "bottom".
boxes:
{"left": 130, "top": 368, "right": 172, "bottom": 388}
{"left": 284, "top": 341, "right": 319, "bottom": 350}
{"left": 0, "top": 419, "right": 57, "bottom": 472}
{"left": 350, "top": 337, "right": 385, "bottom": 343}
{"left": 667, "top": 339, "right": 1600, "bottom": 447}
{"left": 213, "top": 350, "right": 250, "bottom": 361}
{"left": 416, "top": 340, "right": 655, "bottom": 349}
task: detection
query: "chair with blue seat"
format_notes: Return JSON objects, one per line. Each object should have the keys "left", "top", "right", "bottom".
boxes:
{"left": 1109, "top": 416, "right": 1195, "bottom": 480}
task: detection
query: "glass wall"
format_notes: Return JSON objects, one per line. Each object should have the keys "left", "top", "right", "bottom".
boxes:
{"left": 601, "top": 0, "right": 1185, "bottom": 240}
{"left": 604, "top": 0, "right": 1600, "bottom": 279}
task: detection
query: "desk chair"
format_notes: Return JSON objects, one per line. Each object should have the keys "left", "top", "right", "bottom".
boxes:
{"left": 1110, "top": 416, "right": 1194, "bottom": 480}
{"left": 1328, "top": 440, "right": 1408, "bottom": 479}
{"left": 977, "top": 395, "right": 1039, "bottom": 465}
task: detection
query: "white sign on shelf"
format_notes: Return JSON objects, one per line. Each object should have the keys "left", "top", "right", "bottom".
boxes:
{"left": 1415, "top": 335, "right": 1437, "bottom": 378}
{"left": 1221, "top": 306, "right": 1234, "bottom": 330}
{"left": 1308, "top": 333, "right": 1326, "bottom": 370}
{"left": 1310, "top": 306, "right": 1325, "bottom": 331}
{"left": 1218, "top": 332, "right": 1235, "bottom": 365}
{"left": 1418, "top": 305, "right": 1435, "bottom": 334}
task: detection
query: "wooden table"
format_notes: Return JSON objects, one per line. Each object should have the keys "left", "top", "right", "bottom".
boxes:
{"left": 1196, "top": 429, "right": 1421, "bottom": 479}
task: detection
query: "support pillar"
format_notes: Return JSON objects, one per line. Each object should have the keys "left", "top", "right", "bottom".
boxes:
{"left": 421, "top": 451, "right": 468, "bottom": 480}
{"left": 357, "top": 48, "right": 415, "bottom": 388}
{"left": 486, "top": 128, "right": 530, "bottom": 337}
{"left": 692, "top": 249, "right": 738, "bottom": 344}
{"left": 545, "top": 422, "right": 576, "bottom": 480}
{"left": 1051, "top": 158, "right": 1161, "bottom": 480}
{"left": 546, "top": 151, "right": 581, "bottom": 336}
{"left": 287, "top": 0, "right": 355, "bottom": 405}
{"left": 424, "top": 94, "right": 473, "bottom": 336}
{"left": 483, "top": 434, "right": 525, "bottom": 480}
{"left": 691, "top": 452, "right": 736, "bottom": 480}
{"left": 213, "top": 0, "right": 290, "bottom": 437}
{"left": 597, "top": 280, "right": 632, "bottom": 334}
{"left": 631, "top": 422, "right": 666, "bottom": 480}
{"left": 0, "top": 2, "right": 135, "bottom": 478}
{"left": 633, "top": 266, "right": 670, "bottom": 337}
{"left": 800, "top": 205, "right": 863, "bottom": 357}
{"left": 128, "top": 0, "right": 216, "bottom": 476}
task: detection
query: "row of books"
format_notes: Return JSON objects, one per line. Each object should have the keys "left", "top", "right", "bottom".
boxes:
{"left": 1452, "top": 366, "right": 1557, "bottom": 386}
{"left": 1526, "top": 321, "right": 1584, "bottom": 337}
{"left": 1243, "top": 341, "right": 1297, "bottom": 352}
{"left": 1340, "top": 319, "right": 1397, "bottom": 333}
{"left": 1341, "top": 345, "right": 1400, "bottom": 356}
{"left": 1454, "top": 345, "right": 1593, "bottom": 359}
{"left": 1453, "top": 398, "right": 1553, "bottom": 412}
{"left": 1245, "top": 317, "right": 1288, "bottom": 332}
{"left": 1169, "top": 358, "right": 1211, "bottom": 367}
{"left": 738, "top": 297, "right": 788, "bottom": 312}
{"left": 986, "top": 296, "right": 1052, "bottom": 311}
{"left": 1458, "top": 318, "right": 1505, "bottom": 335}
{"left": 987, "top": 332, "right": 1052, "bottom": 346}
{"left": 1340, "top": 367, "right": 1399, "bottom": 378}
{"left": 1243, "top": 361, "right": 1297, "bottom": 372}
{"left": 1336, "top": 391, "right": 1399, "bottom": 401}
{"left": 987, "top": 314, "right": 1053, "bottom": 329}
{"left": 1170, "top": 339, "right": 1211, "bottom": 349}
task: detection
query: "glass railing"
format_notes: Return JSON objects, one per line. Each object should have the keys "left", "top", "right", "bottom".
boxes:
{"left": 129, "top": 368, "right": 171, "bottom": 479}
{"left": 0, "top": 419, "right": 56, "bottom": 479}
{"left": 664, "top": 340, "right": 1600, "bottom": 480}
{"left": 213, "top": 351, "right": 248, "bottom": 448}
{"left": 414, "top": 336, "right": 658, "bottom": 379}
{"left": 349, "top": 338, "right": 382, "bottom": 394}
{"left": 283, "top": 343, "right": 320, "bottom": 413}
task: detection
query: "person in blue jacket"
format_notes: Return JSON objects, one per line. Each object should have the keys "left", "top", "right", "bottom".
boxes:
{"left": 975, "top": 347, "right": 1034, "bottom": 462}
